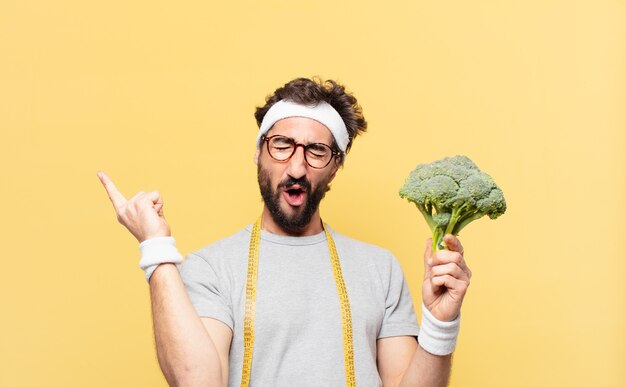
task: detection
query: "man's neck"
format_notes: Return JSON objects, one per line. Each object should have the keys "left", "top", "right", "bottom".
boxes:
{"left": 260, "top": 207, "right": 323, "bottom": 236}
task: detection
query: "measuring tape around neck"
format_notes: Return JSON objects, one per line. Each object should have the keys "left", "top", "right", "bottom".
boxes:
{"left": 240, "top": 217, "right": 356, "bottom": 387}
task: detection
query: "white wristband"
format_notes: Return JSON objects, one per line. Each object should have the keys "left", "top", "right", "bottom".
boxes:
{"left": 418, "top": 303, "right": 461, "bottom": 356}
{"left": 139, "top": 236, "right": 183, "bottom": 283}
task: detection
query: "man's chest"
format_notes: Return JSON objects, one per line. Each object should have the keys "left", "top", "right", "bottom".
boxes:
{"left": 228, "top": 250, "right": 386, "bottom": 346}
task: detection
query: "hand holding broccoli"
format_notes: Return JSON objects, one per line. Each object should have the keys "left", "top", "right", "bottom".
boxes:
{"left": 400, "top": 155, "right": 506, "bottom": 323}
{"left": 422, "top": 234, "right": 471, "bottom": 322}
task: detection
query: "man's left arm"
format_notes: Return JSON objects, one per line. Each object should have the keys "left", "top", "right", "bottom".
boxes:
{"left": 377, "top": 234, "right": 471, "bottom": 387}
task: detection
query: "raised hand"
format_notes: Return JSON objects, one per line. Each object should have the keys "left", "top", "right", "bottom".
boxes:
{"left": 422, "top": 234, "right": 472, "bottom": 322}
{"left": 97, "top": 171, "right": 171, "bottom": 243}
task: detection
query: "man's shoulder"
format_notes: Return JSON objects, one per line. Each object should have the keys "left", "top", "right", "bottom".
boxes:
{"left": 329, "top": 226, "right": 408, "bottom": 288}
{"left": 179, "top": 226, "right": 252, "bottom": 284}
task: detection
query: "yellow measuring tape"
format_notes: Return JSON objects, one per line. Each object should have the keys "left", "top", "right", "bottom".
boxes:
{"left": 240, "top": 217, "right": 356, "bottom": 387}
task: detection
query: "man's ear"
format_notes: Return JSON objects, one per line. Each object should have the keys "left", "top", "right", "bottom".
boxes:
{"left": 324, "top": 162, "right": 341, "bottom": 193}
{"left": 327, "top": 160, "right": 340, "bottom": 182}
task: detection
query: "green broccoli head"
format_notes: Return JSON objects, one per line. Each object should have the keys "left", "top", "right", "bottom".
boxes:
{"left": 399, "top": 155, "right": 506, "bottom": 251}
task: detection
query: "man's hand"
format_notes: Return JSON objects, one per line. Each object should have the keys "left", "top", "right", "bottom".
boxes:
{"left": 422, "top": 234, "right": 472, "bottom": 322}
{"left": 97, "top": 171, "right": 171, "bottom": 243}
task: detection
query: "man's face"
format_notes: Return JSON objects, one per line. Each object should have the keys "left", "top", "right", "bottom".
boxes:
{"left": 255, "top": 117, "right": 340, "bottom": 232}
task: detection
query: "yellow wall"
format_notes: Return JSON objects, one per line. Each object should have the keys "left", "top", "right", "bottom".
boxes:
{"left": 1, "top": 1, "right": 624, "bottom": 386}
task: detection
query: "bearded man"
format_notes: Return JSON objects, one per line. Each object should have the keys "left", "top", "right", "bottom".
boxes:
{"left": 98, "top": 77, "right": 472, "bottom": 387}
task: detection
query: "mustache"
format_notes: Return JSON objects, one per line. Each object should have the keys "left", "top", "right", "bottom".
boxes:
{"left": 278, "top": 176, "right": 311, "bottom": 191}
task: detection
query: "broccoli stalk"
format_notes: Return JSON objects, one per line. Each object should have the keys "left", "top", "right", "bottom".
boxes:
{"left": 399, "top": 155, "right": 507, "bottom": 251}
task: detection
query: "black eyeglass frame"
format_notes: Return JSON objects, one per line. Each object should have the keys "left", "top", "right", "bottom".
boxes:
{"left": 261, "top": 134, "right": 344, "bottom": 169}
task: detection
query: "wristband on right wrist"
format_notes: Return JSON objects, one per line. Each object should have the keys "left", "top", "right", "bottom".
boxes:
{"left": 138, "top": 236, "right": 183, "bottom": 283}
{"left": 417, "top": 303, "right": 461, "bottom": 356}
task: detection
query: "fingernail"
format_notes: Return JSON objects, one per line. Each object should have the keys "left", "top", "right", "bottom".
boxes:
{"left": 427, "top": 258, "right": 433, "bottom": 266}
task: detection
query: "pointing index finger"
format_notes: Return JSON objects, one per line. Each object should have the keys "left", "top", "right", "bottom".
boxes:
{"left": 97, "top": 171, "right": 127, "bottom": 211}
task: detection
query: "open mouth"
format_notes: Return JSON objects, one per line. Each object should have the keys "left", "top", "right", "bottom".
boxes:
{"left": 283, "top": 186, "right": 307, "bottom": 206}
{"left": 287, "top": 187, "right": 304, "bottom": 196}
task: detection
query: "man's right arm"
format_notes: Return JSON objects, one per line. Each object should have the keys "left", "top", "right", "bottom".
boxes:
{"left": 96, "top": 172, "right": 232, "bottom": 386}
{"left": 150, "top": 263, "right": 232, "bottom": 387}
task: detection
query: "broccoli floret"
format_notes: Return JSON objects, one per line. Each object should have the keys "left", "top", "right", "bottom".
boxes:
{"left": 399, "top": 155, "right": 507, "bottom": 251}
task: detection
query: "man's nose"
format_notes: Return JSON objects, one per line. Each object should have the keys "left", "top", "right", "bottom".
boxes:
{"left": 286, "top": 146, "right": 307, "bottom": 179}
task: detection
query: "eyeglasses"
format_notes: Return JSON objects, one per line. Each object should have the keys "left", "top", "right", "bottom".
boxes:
{"left": 262, "top": 135, "right": 343, "bottom": 169}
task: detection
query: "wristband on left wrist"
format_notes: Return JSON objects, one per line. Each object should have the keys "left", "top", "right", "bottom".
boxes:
{"left": 417, "top": 303, "right": 461, "bottom": 356}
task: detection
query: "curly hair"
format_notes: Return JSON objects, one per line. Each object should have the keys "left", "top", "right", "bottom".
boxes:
{"left": 254, "top": 77, "right": 367, "bottom": 163}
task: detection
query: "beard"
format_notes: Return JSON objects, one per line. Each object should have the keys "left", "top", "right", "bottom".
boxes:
{"left": 257, "top": 164, "right": 331, "bottom": 232}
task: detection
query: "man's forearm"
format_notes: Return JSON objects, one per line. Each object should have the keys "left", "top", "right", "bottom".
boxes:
{"left": 150, "top": 263, "right": 223, "bottom": 386}
{"left": 399, "top": 344, "right": 452, "bottom": 387}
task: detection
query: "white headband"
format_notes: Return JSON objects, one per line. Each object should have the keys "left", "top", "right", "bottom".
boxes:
{"left": 256, "top": 99, "right": 349, "bottom": 153}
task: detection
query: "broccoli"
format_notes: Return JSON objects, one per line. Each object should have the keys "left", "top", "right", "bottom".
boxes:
{"left": 399, "top": 155, "right": 507, "bottom": 251}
